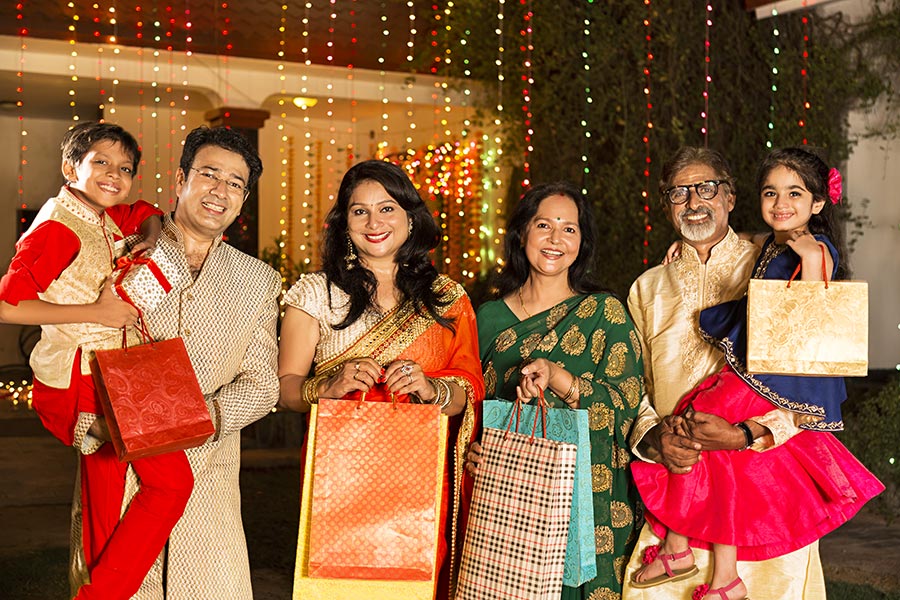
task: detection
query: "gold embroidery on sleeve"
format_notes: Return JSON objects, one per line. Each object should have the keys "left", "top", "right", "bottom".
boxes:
{"left": 576, "top": 295, "right": 598, "bottom": 318}
{"left": 604, "top": 296, "right": 627, "bottom": 324}
{"left": 621, "top": 376, "right": 642, "bottom": 409}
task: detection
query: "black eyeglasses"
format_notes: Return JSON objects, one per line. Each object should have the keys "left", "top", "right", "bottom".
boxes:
{"left": 662, "top": 179, "right": 728, "bottom": 205}
{"left": 190, "top": 167, "right": 249, "bottom": 200}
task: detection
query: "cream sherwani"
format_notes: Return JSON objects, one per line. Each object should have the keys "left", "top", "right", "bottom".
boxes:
{"left": 622, "top": 228, "right": 827, "bottom": 600}
{"left": 125, "top": 216, "right": 281, "bottom": 599}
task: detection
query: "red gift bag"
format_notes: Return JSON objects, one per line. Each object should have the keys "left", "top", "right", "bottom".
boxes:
{"left": 90, "top": 336, "right": 214, "bottom": 461}
{"left": 306, "top": 396, "right": 446, "bottom": 582}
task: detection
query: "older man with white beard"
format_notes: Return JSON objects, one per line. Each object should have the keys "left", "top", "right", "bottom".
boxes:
{"left": 622, "top": 146, "right": 827, "bottom": 599}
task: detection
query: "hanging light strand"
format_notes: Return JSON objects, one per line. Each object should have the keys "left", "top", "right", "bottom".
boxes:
{"left": 642, "top": 0, "right": 654, "bottom": 266}
{"left": 90, "top": 2, "right": 106, "bottom": 119}
{"left": 405, "top": 0, "right": 417, "bottom": 148}
{"left": 277, "top": 2, "right": 290, "bottom": 284}
{"left": 580, "top": 5, "right": 592, "bottom": 193}
{"left": 701, "top": 2, "right": 712, "bottom": 145}
{"left": 800, "top": 3, "right": 810, "bottom": 144}
{"left": 135, "top": 3, "right": 145, "bottom": 201}
{"left": 767, "top": 8, "right": 780, "bottom": 149}
{"left": 299, "top": 1, "right": 313, "bottom": 268}
{"left": 107, "top": 2, "right": 120, "bottom": 117}
{"left": 16, "top": 2, "right": 27, "bottom": 207}
{"left": 67, "top": 1, "right": 79, "bottom": 123}
{"left": 521, "top": 0, "right": 533, "bottom": 187}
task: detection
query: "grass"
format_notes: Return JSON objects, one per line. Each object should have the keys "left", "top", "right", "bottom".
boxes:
{"left": 1, "top": 463, "right": 897, "bottom": 599}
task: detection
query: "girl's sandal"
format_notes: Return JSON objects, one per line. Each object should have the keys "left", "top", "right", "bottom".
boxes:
{"left": 630, "top": 544, "right": 699, "bottom": 589}
{"left": 691, "top": 577, "right": 750, "bottom": 600}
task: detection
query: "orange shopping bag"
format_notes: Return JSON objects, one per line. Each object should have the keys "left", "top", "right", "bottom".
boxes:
{"left": 293, "top": 397, "right": 447, "bottom": 598}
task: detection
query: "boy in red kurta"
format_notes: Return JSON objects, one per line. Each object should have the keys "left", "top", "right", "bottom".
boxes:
{"left": 0, "top": 122, "right": 193, "bottom": 600}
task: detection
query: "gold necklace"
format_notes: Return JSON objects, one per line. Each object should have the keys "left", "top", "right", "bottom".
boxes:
{"left": 518, "top": 287, "right": 533, "bottom": 318}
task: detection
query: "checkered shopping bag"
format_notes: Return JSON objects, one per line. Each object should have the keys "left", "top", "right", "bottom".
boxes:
{"left": 456, "top": 398, "right": 577, "bottom": 600}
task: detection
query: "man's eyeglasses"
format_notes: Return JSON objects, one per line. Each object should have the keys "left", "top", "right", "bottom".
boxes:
{"left": 662, "top": 179, "right": 728, "bottom": 205}
{"left": 190, "top": 167, "right": 249, "bottom": 200}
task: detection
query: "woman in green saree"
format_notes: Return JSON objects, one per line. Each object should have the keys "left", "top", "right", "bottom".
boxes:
{"left": 470, "top": 182, "right": 644, "bottom": 600}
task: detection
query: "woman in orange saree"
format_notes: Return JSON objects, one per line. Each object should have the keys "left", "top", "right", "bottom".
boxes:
{"left": 278, "top": 160, "right": 484, "bottom": 599}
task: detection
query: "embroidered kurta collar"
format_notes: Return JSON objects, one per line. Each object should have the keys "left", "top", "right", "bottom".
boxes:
{"left": 161, "top": 213, "right": 225, "bottom": 253}
{"left": 56, "top": 186, "right": 105, "bottom": 226}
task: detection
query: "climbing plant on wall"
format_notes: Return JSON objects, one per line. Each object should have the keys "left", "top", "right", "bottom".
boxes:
{"left": 432, "top": 0, "right": 893, "bottom": 295}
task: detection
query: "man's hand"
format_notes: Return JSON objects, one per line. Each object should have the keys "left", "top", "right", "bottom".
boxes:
{"left": 647, "top": 415, "right": 702, "bottom": 474}
{"left": 680, "top": 408, "right": 746, "bottom": 451}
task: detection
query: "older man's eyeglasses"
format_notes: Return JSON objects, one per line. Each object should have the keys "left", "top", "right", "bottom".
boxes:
{"left": 663, "top": 179, "right": 727, "bottom": 205}
{"left": 190, "top": 167, "right": 249, "bottom": 200}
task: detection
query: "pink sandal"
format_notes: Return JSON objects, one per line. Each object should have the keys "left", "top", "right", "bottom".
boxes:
{"left": 691, "top": 577, "right": 750, "bottom": 600}
{"left": 630, "top": 544, "right": 699, "bottom": 588}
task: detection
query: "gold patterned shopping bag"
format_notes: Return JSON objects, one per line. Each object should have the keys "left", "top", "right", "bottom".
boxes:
{"left": 292, "top": 400, "right": 448, "bottom": 600}
{"left": 747, "top": 277, "right": 868, "bottom": 376}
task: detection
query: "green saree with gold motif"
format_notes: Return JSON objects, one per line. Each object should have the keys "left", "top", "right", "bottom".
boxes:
{"left": 476, "top": 292, "right": 644, "bottom": 600}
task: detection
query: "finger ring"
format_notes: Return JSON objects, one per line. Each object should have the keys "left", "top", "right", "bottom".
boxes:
{"left": 355, "top": 362, "right": 360, "bottom": 371}
{"left": 353, "top": 372, "right": 359, "bottom": 381}
{"left": 400, "top": 364, "right": 413, "bottom": 376}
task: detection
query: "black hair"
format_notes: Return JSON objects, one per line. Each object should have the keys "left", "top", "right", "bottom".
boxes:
{"left": 179, "top": 126, "right": 263, "bottom": 189}
{"left": 756, "top": 147, "right": 848, "bottom": 279}
{"left": 61, "top": 121, "right": 141, "bottom": 172}
{"left": 321, "top": 159, "right": 453, "bottom": 330}
{"left": 493, "top": 182, "right": 605, "bottom": 299}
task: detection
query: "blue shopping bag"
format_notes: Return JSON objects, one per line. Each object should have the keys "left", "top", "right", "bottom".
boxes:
{"left": 482, "top": 399, "right": 596, "bottom": 587}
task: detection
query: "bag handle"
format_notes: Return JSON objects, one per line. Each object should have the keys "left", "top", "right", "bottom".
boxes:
{"left": 503, "top": 386, "right": 548, "bottom": 444}
{"left": 355, "top": 388, "right": 397, "bottom": 411}
{"left": 786, "top": 244, "right": 829, "bottom": 290}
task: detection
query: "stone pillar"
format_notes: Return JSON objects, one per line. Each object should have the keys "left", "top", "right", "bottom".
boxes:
{"left": 204, "top": 107, "right": 270, "bottom": 258}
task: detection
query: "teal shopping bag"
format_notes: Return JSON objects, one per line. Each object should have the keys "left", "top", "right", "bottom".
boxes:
{"left": 482, "top": 399, "right": 596, "bottom": 587}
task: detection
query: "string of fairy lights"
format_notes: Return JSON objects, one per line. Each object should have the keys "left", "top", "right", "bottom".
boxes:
{"left": 767, "top": 8, "right": 780, "bottom": 149}
{"left": 642, "top": 0, "right": 653, "bottom": 266}
{"left": 701, "top": 2, "right": 712, "bottom": 145}
{"left": 799, "top": 4, "right": 810, "bottom": 145}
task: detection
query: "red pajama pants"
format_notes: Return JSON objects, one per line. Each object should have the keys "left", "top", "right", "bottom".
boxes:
{"left": 32, "top": 361, "right": 194, "bottom": 600}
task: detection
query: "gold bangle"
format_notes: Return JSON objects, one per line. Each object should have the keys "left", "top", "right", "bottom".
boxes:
{"left": 302, "top": 374, "right": 324, "bottom": 406}
{"left": 561, "top": 376, "right": 579, "bottom": 405}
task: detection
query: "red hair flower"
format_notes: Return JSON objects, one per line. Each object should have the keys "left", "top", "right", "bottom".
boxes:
{"left": 828, "top": 168, "right": 842, "bottom": 205}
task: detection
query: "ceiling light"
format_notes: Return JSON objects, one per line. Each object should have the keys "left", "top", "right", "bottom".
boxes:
{"left": 292, "top": 97, "right": 318, "bottom": 108}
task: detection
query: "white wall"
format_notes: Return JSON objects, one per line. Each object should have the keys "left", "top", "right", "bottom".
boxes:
{"left": 824, "top": 0, "right": 900, "bottom": 370}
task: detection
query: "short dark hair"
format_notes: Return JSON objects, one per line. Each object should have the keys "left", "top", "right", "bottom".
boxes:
{"left": 493, "top": 182, "right": 604, "bottom": 299}
{"left": 658, "top": 146, "right": 735, "bottom": 208}
{"left": 61, "top": 121, "right": 141, "bottom": 171}
{"left": 179, "top": 126, "right": 263, "bottom": 189}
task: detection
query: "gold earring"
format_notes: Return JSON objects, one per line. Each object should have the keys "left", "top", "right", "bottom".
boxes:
{"left": 408, "top": 219, "right": 413, "bottom": 234}
{"left": 345, "top": 235, "right": 357, "bottom": 270}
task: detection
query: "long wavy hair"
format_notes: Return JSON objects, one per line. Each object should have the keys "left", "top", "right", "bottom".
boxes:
{"left": 322, "top": 159, "right": 452, "bottom": 330}
{"left": 756, "top": 147, "right": 849, "bottom": 279}
{"left": 493, "top": 182, "right": 606, "bottom": 299}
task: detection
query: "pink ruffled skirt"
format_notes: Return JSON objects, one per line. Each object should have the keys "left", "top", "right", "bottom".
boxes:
{"left": 631, "top": 367, "right": 884, "bottom": 561}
